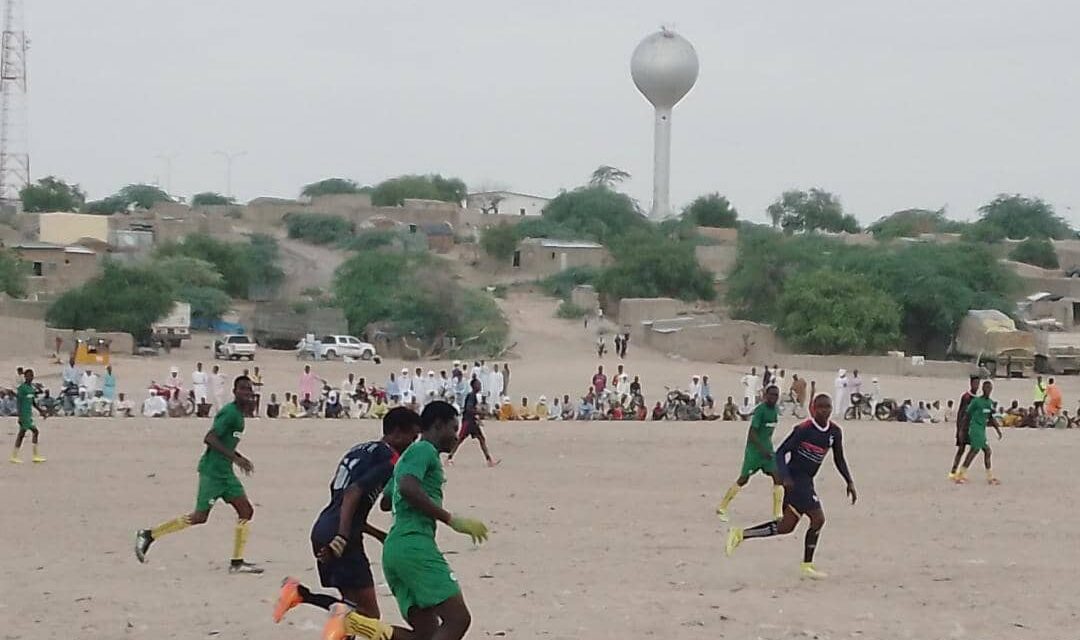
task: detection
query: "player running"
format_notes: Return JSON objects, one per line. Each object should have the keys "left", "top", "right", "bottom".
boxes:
{"left": 446, "top": 378, "right": 498, "bottom": 467}
{"left": 134, "top": 375, "right": 263, "bottom": 574}
{"left": 725, "top": 393, "right": 857, "bottom": 579}
{"left": 11, "top": 368, "right": 46, "bottom": 464}
{"left": 273, "top": 407, "right": 421, "bottom": 623}
{"left": 321, "top": 400, "right": 490, "bottom": 640}
{"left": 953, "top": 379, "right": 1003, "bottom": 485}
{"left": 716, "top": 384, "right": 784, "bottom": 522}
{"left": 948, "top": 376, "right": 980, "bottom": 480}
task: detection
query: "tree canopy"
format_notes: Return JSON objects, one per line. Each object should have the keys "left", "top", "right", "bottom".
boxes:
{"left": 598, "top": 230, "right": 716, "bottom": 302}
{"left": 0, "top": 249, "right": 27, "bottom": 297}
{"left": 19, "top": 176, "right": 85, "bottom": 212}
{"left": 589, "top": 165, "right": 631, "bottom": 188}
{"left": 46, "top": 261, "right": 175, "bottom": 340}
{"left": 542, "top": 185, "right": 647, "bottom": 245}
{"left": 479, "top": 223, "right": 519, "bottom": 262}
{"left": 370, "top": 174, "right": 467, "bottom": 207}
{"left": 969, "top": 194, "right": 1072, "bottom": 241}
{"left": 83, "top": 183, "right": 173, "bottom": 214}
{"left": 1008, "top": 237, "right": 1060, "bottom": 269}
{"left": 155, "top": 233, "right": 283, "bottom": 299}
{"left": 301, "top": 178, "right": 366, "bottom": 198}
{"left": 777, "top": 268, "right": 902, "bottom": 354}
{"left": 867, "top": 208, "right": 964, "bottom": 239}
{"left": 727, "top": 227, "right": 1018, "bottom": 355}
{"left": 767, "top": 188, "right": 859, "bottom": 234}
{"left": 683, "top": 193, "right": 738, "bottom": 228}
{"left": 146, "top": 256, "right": 231, "bottom": 324}
{"left": 285, "top": 212, "right": 354, "bottom": 245}
{"left": 191, "top": 192, "right": 236, "bottom": 206}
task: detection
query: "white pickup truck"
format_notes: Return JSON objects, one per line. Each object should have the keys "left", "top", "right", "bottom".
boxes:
{"left": 214, "top": 334, "right": 257, "bottom": 361}
{"left": 152, "top": 302, "right": 192, "bottom": 348}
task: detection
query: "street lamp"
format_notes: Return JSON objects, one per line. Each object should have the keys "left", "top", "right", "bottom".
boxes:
{"left": 214, "top": 150, "right": 247, "bottom": 198}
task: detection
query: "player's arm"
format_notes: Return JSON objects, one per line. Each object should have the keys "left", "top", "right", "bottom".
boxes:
{"left": 203, "top": 428, "right": 253, "bottom": 474}
{"left": 774, "top": 427, "right": 802, "bottom": 485}
{"left": 398, "top": 472, "right": 489, "bottom": 543}
{"left": 831, "top": 428, "right": 857, "bottom": 504}
{"left": 989, "top": 414, "right": 1003, "bottom": 440}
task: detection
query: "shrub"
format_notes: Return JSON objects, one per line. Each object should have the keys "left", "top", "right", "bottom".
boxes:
{"left": 556, "top": 301, "right": 587, "bottom": 319}
{"left": 1008, "top": 238, "right": 1059, "bottom": 269}
{"left": 285, "top": 212, "right": 354, "bottom": 245}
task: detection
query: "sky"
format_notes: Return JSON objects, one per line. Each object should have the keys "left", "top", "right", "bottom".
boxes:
{"left": 20, "top": 0, "right": 1080, "bottom": 225}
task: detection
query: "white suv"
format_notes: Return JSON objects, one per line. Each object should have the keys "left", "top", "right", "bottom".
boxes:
{"left": 317, "top": 335, "right": 377, "bottom": 360}
{"left": 215, "top": 334, "right": 257, "bottom": 361}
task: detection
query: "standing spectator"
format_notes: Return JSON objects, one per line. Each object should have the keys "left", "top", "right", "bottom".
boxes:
{"left": 614, "top": 334, "right": 623, "bottom": 359}
{"left": 387, "top": 372, "right": 400, "bottom": 403}
{"left": 211, "top": 365, "right": 227, "bottom": 412}
{"left": 80, "top": 368, "right": 98, "bottom": 396}
{"left": 192, "top": 363, "right": 209, "bottom": 407}
{"left": 1046, "top": 377, "right": 1063, "bottom": 417}
{"left": 491, "top": 366, "right": 505, "bottom": 401}
{"left": 741, "top": 367, "right": 759, "bottom": 412}
{"left": 596, "top": 336, "right": 607, "bottom": 358}
{"left": 591, "top": 366, "right": 608, "bottom": 396}
{"left": 502, "top": 363, "right": 511, "bottom": 396}
{"left": 834, "top": 370, "right": 850, "bottom": 419}
{"left": 299, "top": 365, "right": 319, "bottom": 406}
{"left": 62, "top": 357, "right": 82, "bottom": 388}
{"left": 630, "top": 376, "right": 642, "bottom": 397}
{"left": 790, "top": 374, "right": 807, "bottom": 408}
{"left": 620, "top": 331, "right": 630, "bottom": 358}
{"left": 102, "top": 365, "right": 117, "bottom": 402}
{"left": 251, "top": 366, "right": 264, "bottom": 417}
{"left": 1033, "top": 376, "right": 1047, "bottom": 416}
{"left": 701, "top": 375, "right": 712, "bottom": 406}
{"left": 165, "top": 367, "right": 183, "bottom": 397}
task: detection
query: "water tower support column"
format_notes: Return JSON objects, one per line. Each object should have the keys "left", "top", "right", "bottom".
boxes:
{"left": 652, "top": 106, "right": 673, "bottom": 219}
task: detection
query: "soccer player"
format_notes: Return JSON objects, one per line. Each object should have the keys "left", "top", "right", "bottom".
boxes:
{"left": 11, "top": 368, "right": 47, "bottom": 464}
{"left": 725, "top": 393, "right": 857, "bottom": 579}
{"left": 322, "top": 400, "right": 490, "bottom": 640}
{"left": 273, "top": 407, "right": 421, "bottom": 623}
{"left": 953, "top": 379, "right": 1003, "bottom": 485}
{"left": 716, "top": 384, "right": 784, "bottom": 522}
{"left": 948, "top": 376, "right": 980, "bottom": 480}
{"left": 446, "top": 378, "right": 498, "bottom": 467}
{"left": 134, "top": 375, "right": 263, "bottom": 573}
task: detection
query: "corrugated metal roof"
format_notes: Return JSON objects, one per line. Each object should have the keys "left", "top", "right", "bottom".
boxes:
{"left": 522, "top": 238, "right": 604, "bottom": 249}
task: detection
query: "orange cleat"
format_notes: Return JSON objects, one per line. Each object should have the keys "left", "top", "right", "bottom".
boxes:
{"left": 272, "top": 577, "right": 303, "bottom": 624}
{"left": 322, "top": 603, "right": 350, "bottom": 640}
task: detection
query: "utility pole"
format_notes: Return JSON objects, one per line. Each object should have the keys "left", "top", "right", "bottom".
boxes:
{"left": 155, "top": 152, "right": 178, "bottom": 196}
{"left": 0, "top": 0, "right": 29, "bottom": 209}
{"left": 214, "top": 150, "right": 246, "bottom": 198}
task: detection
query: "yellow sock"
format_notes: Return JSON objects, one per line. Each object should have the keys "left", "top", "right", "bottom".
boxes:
{"left": 232, "top": 519, "right": 250, "bottom": 560}
{"left": 345, "top": 612, "right": 393, "bottom": 640}
{"left": 958, "top": 466, "right": 969, "bottom": 478}
{"left": 772, "top": 485, "right": 785, "bottom": 519}
{"left": 986, "top": 468, "right": 994, "bottom": 480}
{"left": 151, "top": 515, "right": 192, "bottom": 540}
{"left": 719, "top": 484, "right": 741, "bottom": 510}
{"left": 10, "top": 446, "right": 19, "bottom": 458}
{"left": 32, "top": 444, "right": 40, "bottom": 456}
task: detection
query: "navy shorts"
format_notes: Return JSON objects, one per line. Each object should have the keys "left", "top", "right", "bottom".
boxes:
{"left": 783, "top": 475, "right": 821, "bottom": 516}
{"left": 312, "top": 538, "right": 374, "bottom": 591}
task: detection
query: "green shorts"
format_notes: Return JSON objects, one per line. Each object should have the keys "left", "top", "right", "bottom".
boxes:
{"left": 740, "top": 450, "right": 777, "bottom": 478}
{"left": 195, "top": 471, "right": 245, "bottom": 513}
{"left": 18, "top": 419, "right": 36, "bottom": 433}
{"left": 968, "top": 426, "right": 987, "bottom": 453}
{"left": 382, "top": 535, "right": 461, "bottom": 618}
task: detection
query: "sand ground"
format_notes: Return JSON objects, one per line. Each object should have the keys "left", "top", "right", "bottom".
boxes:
{"left": 4, "top": 294, "right": 1079, "bottom": 639}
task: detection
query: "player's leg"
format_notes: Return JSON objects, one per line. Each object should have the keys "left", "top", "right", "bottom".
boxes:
{"left": 768, "top": 471, "right": 785, "bottom": 520}
{"left": 476, "top": 432, "right": 498, "bottom": 466}
{"left": 801, "top": 507, "right": 827, "bottom": 579}
{"left": 11, "top": 427, "right": 27, "bottom": 462}
{"left": 428, "top": 593, "right": 472, "bottom": 640}
{"left": 28, "top": 427, "right": 44, "bottom": 462}
{"left": 955, "top": 444, "right": 981, "bottom": 483}
{"left": 715, "top": 473, "right": 750, "bottom": 522}
{"left": 982, "top": 445, "right": 999, "bottom": 484}
{"left": 949, "top": 445, "right": 966, "bottom": 478}
{"left": 725, "top": 505, "right": 800, "bottom": 556}
{"left": 446, "top": 426, "right": 468, "bottom": 462}
{"left": 225, "top": 493, "right": 262, "bottom": 573}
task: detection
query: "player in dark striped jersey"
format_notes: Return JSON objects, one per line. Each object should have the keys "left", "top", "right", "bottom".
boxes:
{"left": 725, "top": 393, "right": 857, "bottom": 579}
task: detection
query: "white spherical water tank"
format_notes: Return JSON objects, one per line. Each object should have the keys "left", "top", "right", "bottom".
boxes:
{"left": 631, "top": 28, "right": 699, "bottom": 219}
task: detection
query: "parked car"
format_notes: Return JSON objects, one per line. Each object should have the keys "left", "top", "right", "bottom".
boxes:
{"left": 316, "top": 335, "right": 378, "bottom": 360}
{"left": 214, "top": 334, "right": 257, "bottom": 361}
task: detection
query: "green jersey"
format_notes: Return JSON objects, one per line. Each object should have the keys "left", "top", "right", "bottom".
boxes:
{"left": 746, "top": 402, "right": 779, "bottom": 453}
{"left": 387, "top": 439, "right": 444, "bottom": 542}
{"left": 966, "top": 396, "right": 993, "bottom": 431}
{"left": 16, "top": 382, "right": 35, "bottom": 428}
{"left": 197, "top": 402, "right": 244, "bottom": 476}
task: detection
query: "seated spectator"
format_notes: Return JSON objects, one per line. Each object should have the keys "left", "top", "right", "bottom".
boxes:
{"left": 1002, "top": 400, "right": 1023, "bottom": 428}
{"left": 899, "top": 399, "right": 914, "bottom": 422}
{"left": 38, "top": 390, "right": 60, "bottom": 417}
{"left": 722, "top": 396, "right": 737, "bottom": 421}
{"left": 701, "top": 398, "right": 721, "bottom": 421}
{"left": 549, "top": 397, "right": 561, "bottom": 420}
{"left": 74, "top": 390, "right": 92, "bottom": 417}
{"left": 142, "top": 391, "right": 167, "bottom": 418}
{"left": 634, "top": 400, "right": 648, "bottom": 421}
{"left": 0, "top": 390, "right": 17, "bottom": 416}
{"left": 944, "top": 399, "right": 956, "bottom": 423}
{"left": 499, "top": 397, "right": 519, "bottom": 421}
{"left": 369, "top": 395, "right": 389, "bottom": 420}
{"left": 914, "top": 401, "right": 931, "bottom": 423}
{"left": 115, "top": 393, "right": 135, "bottom": 417}
{"left": 534, "top": 396, "right": 550, "bottom": 420}
{"left": 325, "top": 391, "right": 343, "bottom": 419}
{"left": 300, "top": 393, "right": 318, "bottom": 417}
{"left": 265, "top": 394, "right": 280, "bottom": 419}
{"left": 90, "top": 391, "right": 112, "bottom": 417}
{"left": 607, "top": 400, "right": 624, "bottom": 420}
{"left": 928, "top": 400, "right": 944, "bottom": 424}
{"left": 651, "top": 401, "right": 666, "bottom": 421}
{"left": 519, "top": 397, "right": 538, "bottom": 420}
{"left": 283, "top": 393, "right": 303, "bottom": 418}
{"left": 577, "top": 396, "right": 595, "bottom": 420}
{"left": 196, "top": 393, "right": 213, "bottom": 418}
{"left": 167, "top": 391, "right": 188, "bottom": 418}
{"left": 560, "top": 394, "right": 575, "bottom": 420}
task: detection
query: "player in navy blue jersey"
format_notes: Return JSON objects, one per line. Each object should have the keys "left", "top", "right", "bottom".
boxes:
{"left": 274, "top": 407, "right": 421, "bottom": 623}
{"left": 725, "top": 393, "right": 857, "bottom": 579}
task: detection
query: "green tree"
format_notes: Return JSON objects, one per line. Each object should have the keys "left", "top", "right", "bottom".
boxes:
{"left": 972, "top": 194, "right": 1072, "bottom": 240}
{"left": 83, "top": 195, "right": 129, "bottom": 215}
{"left": 46, "top": 261, "right": 174, "bottom": 340}
{"left": 118, "top": 184, "right": 172, "bottom": 210}
{"left": 867, "top": 208, "right": 964, "bottom": 239}
{"left": 370, "top": 174, "right": 467, "bottom": 207}
{"left": 0, "top": 248, "right": 27, "bottom": 297}
{"left": 156, "top": 233, "right": 282, "bottom": 299}
{"left": 1008, "top": 237, "right": 1060, "bottom": 269}
{"left": 542, "top": 185, "right": 646, "bottom": 245}
{"left": 767, "top": 188, "right": 859, "bottom": 234}
{"left": 191, "top": 192, "right": 236, "bottom": 206}
{"left": 301, "top": 178, "right": 364, "bottom": 198}
{"left": 777, "top": 268, "right": 902, "bottom": 354}
{"left": 247, "top": 233, "right": 286, "bottom": 293}
{"left": 284, "top": 212, "right": 354, "bottom": 245}
{"left": 19, "top": 176, "right": 86, "bottom": 212}
{"left": 146, "top": 256, "right": 231, "bottom": 323}
{"left": 589, "top": 165, "right": 631, "bottom": 188}
{"left": 479, "top": 223, "right": 519, "bottom": 261}
{"left": 684, "top": 193, "right": 738, "bottom": 228}
{"left": 598, "top": 230, "right": 716, "bottom": 301}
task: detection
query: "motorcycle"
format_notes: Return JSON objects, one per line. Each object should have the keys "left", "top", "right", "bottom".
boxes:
{"left": 147, "top": 382, "right": 195, "bottom": 417}
{"left": 873, "top": 398, "right": 900, "bottom": 421}
{"left": 845, "top": 393, "right": 874, "bottom": 420}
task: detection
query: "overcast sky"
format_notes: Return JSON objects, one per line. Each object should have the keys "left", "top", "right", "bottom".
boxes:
{"left": 23, "top": 0, "right": 1080, "bottom": 224}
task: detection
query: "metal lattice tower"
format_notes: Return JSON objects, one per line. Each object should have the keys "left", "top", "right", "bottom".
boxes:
{"left": 0, "top": 0, "right": 28, "bottom": 207}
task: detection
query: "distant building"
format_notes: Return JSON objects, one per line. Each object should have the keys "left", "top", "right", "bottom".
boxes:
{"left": 12, "top": 242, "right": 100, "bottom": 299}
{"left": 38, "top": 212, "right": 110, "bottom": 246}
{"left": 467, "top": 191, "right": 550, "bottom": 217}
{"left": 513, "top": 238, "right": 609, "bottom": 277}
{"left": 414, "top": 222, "right": 455, "bottom": 253}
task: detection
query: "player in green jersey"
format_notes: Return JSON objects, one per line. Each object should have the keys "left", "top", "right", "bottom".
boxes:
{"left": 716, "top": 384, "right": 784, "bottom": 521}
{"left": 321, "top": 400, "right": 489, "bottom": 640}
{"left": 134, "top": 375, "right": 263, "bottom": 573}
{"left": 953, "top": 379, "right": 1003, "bottom": 485}
{"left": 11, "top": 368, "right": 47, "bottom": 464}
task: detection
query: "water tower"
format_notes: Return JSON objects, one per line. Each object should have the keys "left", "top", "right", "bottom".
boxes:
{"left": 631, "top": 27, "right": 699, "bottom": 219}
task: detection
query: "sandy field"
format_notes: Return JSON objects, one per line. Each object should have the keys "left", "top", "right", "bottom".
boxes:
{"left": 4, "top": 295, "right": 1079, "bottom": 639}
